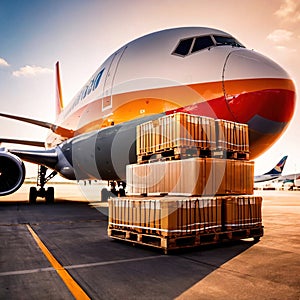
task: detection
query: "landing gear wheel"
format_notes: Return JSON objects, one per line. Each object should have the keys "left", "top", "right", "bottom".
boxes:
{"left": 253, "top": 236, "right": 260, "bottom": 243}
{"left": 45, "top": 187, "right": 54, "bottom": 203}
{"left": 29, "top": 187, "right": 37, "bottom": 204}
{"left": 28, "top": 165, "right": 57, "bottom": 204}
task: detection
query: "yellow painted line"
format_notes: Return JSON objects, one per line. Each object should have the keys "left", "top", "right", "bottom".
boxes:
{"left": 26, "top": 224, "right": 90, "bottom": 300}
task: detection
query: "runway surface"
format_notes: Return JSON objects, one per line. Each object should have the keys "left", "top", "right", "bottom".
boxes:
{"left": 0, "top": 184, "right": 299, "bottom": 299}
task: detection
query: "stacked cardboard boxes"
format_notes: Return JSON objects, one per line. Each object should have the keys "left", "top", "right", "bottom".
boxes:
{"left": 126, "top": 158, "right": 254, "bottom": 196}
{"left": 108, "top": 112, "right": 263, "bottom": 251}
{"left": 223, "top": 196, "right": 263, "bottom": 230}
{"left": 136, "top": 113, "right": 216, "bottom": 157}
{"left": 215, "top": 119, "right": 249, "bottom": 153}
{"left": 108, "top": 197, "right": 223, "bottom": 237}
{"left": 136, "top": 112, "right": 249, "bottom": 160}
{"left": 108, "top": 195, "right": 262, "bottom": 237}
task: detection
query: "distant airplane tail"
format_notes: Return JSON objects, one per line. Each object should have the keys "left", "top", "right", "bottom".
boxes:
{"left": 55, "top": 61, "right": 64, "bottom": 117}
{"left": 264, "top": 155, "right": 288, "bottom": 175}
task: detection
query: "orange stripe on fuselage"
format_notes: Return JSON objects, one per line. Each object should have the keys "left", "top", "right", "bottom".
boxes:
{"left": 46, "top": 78, "right": 294, "bottom": 148}
{"left": 201, "top": 78, "right": 294, "bottom": 95}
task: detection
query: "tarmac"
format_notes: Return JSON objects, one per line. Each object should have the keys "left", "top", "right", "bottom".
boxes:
{"left": 0, "top": 184, "right": 299, "bottom": 299}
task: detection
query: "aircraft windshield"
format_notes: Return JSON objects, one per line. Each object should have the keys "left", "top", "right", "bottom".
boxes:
{"left": 213, "top": 35, "right": 244, "bottom": 48}
{"left": 191, "top": 36, "right": 214, "bottom": 53}
{"left": 173, "top": 38, "right": 194, "bottom": 56}
{"left": 173, "top": 34, "right": 245, "bottom": 57}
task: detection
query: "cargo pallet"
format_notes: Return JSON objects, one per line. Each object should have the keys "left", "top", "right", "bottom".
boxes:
{"left": 137, "top": 146, "right": 249, "bottom": 164}
{"left": 108, "top": 226, "right": 264, "bottom": 254}
{"left": 138, "top": 146, "right": 212, "bottom": 163}
{"left": 212, "top": 149, "right": 250, "bottom": 160}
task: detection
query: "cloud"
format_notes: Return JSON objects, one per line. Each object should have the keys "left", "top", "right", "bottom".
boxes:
{"left": 13, "top": 65, "right": 53, "bottom": 77}
{"left": 275, "top": 45, "right": 297, "bottom": 53}
{"left": 275, "top": 0, "right": 300, "bottom": 22}
{"left": 267, "top": 29, "right": 293, "bottom": 43}
{"left": 0, "top": 57, "right": 10, "bottom": 67}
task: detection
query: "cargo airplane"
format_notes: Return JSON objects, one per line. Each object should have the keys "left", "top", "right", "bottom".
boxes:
{"left": 254, "top": 156, "right": 288, "bottom": 183}
{"left": 0, "top": 27, "right": 296, "bottom": 202}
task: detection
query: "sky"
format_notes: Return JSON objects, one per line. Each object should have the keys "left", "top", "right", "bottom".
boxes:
{"left": 0, "top": 0, "right": 299, "bottom": 177}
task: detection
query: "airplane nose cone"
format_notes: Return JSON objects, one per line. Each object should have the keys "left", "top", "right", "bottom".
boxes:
{"left": 222, "top": 49, "right": 296, "bottom": 158}
{"left": 223, "top": 49, "right": 296, "bottom": 124}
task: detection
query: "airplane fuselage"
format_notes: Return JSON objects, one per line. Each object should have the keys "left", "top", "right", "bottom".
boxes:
{"left": 254, "top": 174, "right": 281, "bottom": 183}
{"left": 47, "top": 27, "right": 296, "bottom": 162}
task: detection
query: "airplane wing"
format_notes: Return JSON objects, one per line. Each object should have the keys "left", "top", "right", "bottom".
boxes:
{"left": 0, "top": 112, "right": 74, "bottom": 138}
{"left": 9, "top": 148, "right": 58, "bottom": 168}
{"left": 278, "top": 173, "right": 300, "bottom": 181}
{"left": 0, "top": 138, "right": 45, "bottom": 148}
{"left": 0, "top": 112, "right": 75, "bottom": 197}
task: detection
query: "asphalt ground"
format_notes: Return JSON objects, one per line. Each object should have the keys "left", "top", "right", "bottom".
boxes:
{"left": 0, "top": 185, "right": 299, "bottom": 299}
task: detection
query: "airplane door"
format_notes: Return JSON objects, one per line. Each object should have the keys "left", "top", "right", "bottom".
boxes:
{"left": 102, "top": 46, "right": 127, "bottom": 111}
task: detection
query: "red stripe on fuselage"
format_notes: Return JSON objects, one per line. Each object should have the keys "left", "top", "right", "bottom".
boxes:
{"left": 166, "top": 96, "right": 235, "bottom": 120}
{"left": 227, "top": 89, "right": 295, "bottom": 123}
{"left": 170, "top": 88, "right": 296, "bottom": 124}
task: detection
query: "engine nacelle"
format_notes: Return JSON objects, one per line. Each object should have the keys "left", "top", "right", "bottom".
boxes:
{"left": 0, "top": 152, "right": 26, "bottom": 196}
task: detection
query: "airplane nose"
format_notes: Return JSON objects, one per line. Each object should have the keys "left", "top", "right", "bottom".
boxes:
{"left": 223, "top": 48, "right": 296, "bottom": 127}
{"left": 222, "top": 49, "right": 296, "bottom": 158}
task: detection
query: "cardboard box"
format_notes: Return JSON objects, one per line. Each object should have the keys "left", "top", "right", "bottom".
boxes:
{"left": 126, "top": 158, "right": 254, "bottom": 196}
{"left": 216, "top": 119, "right": 249, "bottom": 153}
{"left": 223, "top": 196, "right": 262, "bottom": 230}
{"left": 108, "top": 196, "right": 223, "bottom": 237}
{"left": 136, "top": 113, "right": 217, "bottom": 156}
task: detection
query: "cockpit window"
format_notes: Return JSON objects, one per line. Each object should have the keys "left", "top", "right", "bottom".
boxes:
{"left": 191, "top": 36, "right": 214, "bottom": 53}
{"left": 173, "top": 38, "right": 193, "bottom": 56}
{"left": 172, "top": 34, "right": 245, "bottom": 57}
{"left": 213, "top": 35, "right": 244, "bottom": 48}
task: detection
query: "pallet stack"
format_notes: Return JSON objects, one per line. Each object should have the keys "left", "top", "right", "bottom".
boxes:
{"left": 108, "top": 112, "right": 263, "bottom": 253}
{"left": 109, "top": 197, "right": 223, "bottom": 236}
{"left": 108, "top": 196, "right": 263, "bottom": 253}
{"left": 126, "top": 158, "right": 254, "bottom": 196}
{"left": 136, "top": 113, "right": 216, "bottom": 162}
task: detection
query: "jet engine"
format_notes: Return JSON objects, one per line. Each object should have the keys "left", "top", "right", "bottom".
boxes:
{"left": 0, "top": 151, "right": 25, "bottom": 196}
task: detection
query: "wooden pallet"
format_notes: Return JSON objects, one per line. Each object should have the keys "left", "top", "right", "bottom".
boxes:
{"left": 212, "top": 150, "right": 250, "bottom": 160}
{"left": 137, "top": 146, "right": 213, "bottom": 164}
{"left": 173, "top": 146, "right": 212, "bottom": 159}
{"left": 108, "top": 226, "right": 264, "bottom": 254}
